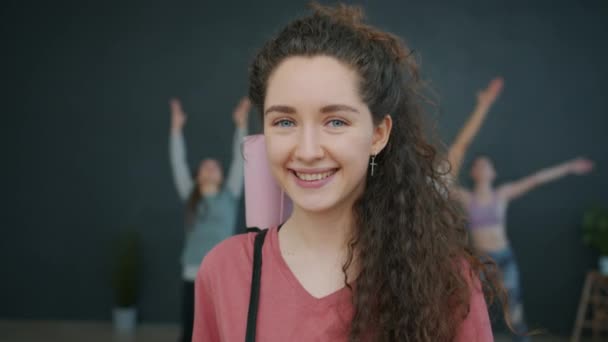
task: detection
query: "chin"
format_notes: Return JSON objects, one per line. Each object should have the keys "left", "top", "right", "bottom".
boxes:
{"left": 292, "top": 197, "right": 336, "bottom": 213}
{"left": 288, "top": 186, "right": 356, "bottom": 214}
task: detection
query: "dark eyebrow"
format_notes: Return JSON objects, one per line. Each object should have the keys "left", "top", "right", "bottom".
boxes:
{"left": 320, "top": 104, "right": 360, "bottom": 114}
{"left": 264, "top": 104, "right": 360, "bottom": 115}
{"left": 264, "top": 105, "right": 296, "bottom": 115}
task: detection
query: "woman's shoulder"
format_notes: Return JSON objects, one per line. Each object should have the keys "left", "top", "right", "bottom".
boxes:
{"left": 200, "top": 227, "right": 277, "bottom": 275}
{"left": 201, "top": 231, "right": 257, "bottom": 273}
{"left": 217, "top": 188, "right": 237, "bottom": 201}
{"left": 453, "top": 257, "right": 493, "bottom": 341}
{"left": 456, "top": 257, "right": 484, "bottom": 291}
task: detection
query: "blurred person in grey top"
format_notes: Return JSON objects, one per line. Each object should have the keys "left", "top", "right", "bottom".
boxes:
{"left": 168, "top": 96, "right": 249, "bottom": 342}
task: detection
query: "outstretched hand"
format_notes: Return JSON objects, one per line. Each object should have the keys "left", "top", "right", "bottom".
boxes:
{"left": 477, "top": 77, "right": 504, "bottom": 108}
{"left": 570, "top": 158, "right": 594, "bottom": 175}
{"left": 233, "top": 97, "right": 251, "bottom": 128}
{"left": 170, "top": 98, "right": 187, "bottom": 132}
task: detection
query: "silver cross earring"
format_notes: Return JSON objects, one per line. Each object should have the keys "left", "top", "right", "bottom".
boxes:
{"left": 370, "top": 154, "right": 377, "bottom": 176}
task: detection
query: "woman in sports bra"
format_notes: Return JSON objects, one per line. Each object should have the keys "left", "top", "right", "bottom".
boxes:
{"left": 448, "top": 78, "right": 594, "bottom": 341}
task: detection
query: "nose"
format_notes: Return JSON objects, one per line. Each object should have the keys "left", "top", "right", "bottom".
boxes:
{"left": 293, "top": 124, "right": 324, "bottom": 163}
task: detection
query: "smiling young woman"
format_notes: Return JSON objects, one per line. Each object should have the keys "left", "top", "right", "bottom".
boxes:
{"left": 192, "top": 4, "right": 502, "bottom": 342}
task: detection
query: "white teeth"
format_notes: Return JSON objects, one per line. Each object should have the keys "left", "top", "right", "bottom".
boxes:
{"left": 295, "top": 171, "right": 335, "bottom": 181}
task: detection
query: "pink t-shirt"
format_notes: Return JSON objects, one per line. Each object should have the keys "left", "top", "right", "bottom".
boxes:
{"left": 193, "top": 227, "right": 493, "bottom": 341}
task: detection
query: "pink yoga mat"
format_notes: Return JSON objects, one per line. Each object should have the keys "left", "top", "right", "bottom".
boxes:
{"left": 243, "top": 134, "right": 292, "bottom": 228}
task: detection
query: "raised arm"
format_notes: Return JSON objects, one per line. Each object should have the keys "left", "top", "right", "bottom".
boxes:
{"left": 225, "top": 97, "right": 251, "bottom": 197}
{"left": 498, "top": 157, "right": 594, "bottom": 201}
{"left": 448, "top": 77, "right": 503, "bottom": 178}
{"left": 169, "top": 98, "right": 195, "bottom": 201}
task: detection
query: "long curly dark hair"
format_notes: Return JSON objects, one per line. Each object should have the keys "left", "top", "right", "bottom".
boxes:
{"left": 249, "top": 3, "right": 506, "bottom": 341}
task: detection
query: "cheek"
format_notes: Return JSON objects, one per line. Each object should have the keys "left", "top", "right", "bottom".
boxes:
{"left": 265, "top": 135, "right": 293, "bottom": 179}
{"left": 331, "top": 133, "right": 372, "bottom": 177}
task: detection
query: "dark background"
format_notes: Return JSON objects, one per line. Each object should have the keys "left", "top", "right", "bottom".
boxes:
{"left": 2, "top": 0, "right": 606, "bottom": 336}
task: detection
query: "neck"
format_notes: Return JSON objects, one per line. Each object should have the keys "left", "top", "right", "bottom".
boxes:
{"left": 473, "top": 180, "right": 493, "bottom": 195}
{"left": 200, "top": 183, "right": 219, "bottom": 195}
{"left": 283, "top": 201, "right": 355, "bottom": 255}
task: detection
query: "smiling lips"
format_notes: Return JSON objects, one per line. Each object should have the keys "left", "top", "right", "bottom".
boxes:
{"left": 290, "top": 168, "right": 338, "bottom": 188}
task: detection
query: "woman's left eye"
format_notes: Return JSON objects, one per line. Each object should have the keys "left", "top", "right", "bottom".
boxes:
{"left": 327, "top": 119, "right": 347, "bottom": 128}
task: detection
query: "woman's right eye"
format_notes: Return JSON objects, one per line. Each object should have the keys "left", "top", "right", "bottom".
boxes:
{"left": 273, "top": 119, "right": 295, "bottom": 128}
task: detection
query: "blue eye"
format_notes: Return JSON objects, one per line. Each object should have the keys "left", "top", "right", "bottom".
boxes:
{"left": 274, "top": 119, "right": 295, "bottom": 128}
{"left": 328, "top": 119, "right": 347, "bottom": 128}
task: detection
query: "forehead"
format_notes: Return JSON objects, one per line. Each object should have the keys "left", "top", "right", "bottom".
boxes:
{"left": 265, "top": 55, "right": 363, "bottom": 109}
{"left": 201, "top": 159, "right": 220, "bottom": 167}
{"left": 474, "top": 158, "right": 493, "bottom": 168}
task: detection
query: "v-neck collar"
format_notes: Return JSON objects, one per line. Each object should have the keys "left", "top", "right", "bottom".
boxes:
{"left": 268, "top": 226, "right": 351, "bottom": 308}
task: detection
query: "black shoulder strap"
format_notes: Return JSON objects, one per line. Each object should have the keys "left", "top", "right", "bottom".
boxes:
{"left": 245, "top": 229, "right": 267, "bottom": 342}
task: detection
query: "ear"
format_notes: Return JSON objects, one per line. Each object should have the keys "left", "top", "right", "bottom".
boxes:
{"left": 371, "top": 115, "right": 392, "bottom": 155}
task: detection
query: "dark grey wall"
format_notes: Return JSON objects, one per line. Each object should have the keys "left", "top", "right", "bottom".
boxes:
{"left": 2, "top": 0, "right": 606, "bottom": 335}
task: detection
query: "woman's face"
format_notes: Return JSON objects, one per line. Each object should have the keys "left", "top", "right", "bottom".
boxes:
{"left": 471, "top": 157, "right": 496, "bottom": 183}
{"left": 263, "top": 55, "right": 391, "bottom": 213}
{"left": 197, "top": 158, "right": 223, "bottom": 187}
